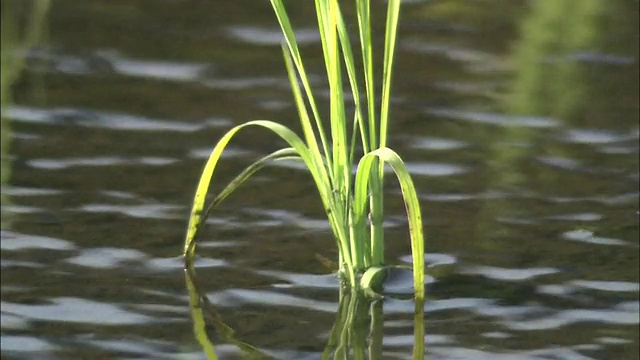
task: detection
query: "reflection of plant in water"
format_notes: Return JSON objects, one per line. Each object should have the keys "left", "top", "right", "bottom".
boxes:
{"left": 1, "top": 0, "right": 50, "bottom": 228}
{"left": 322, "top": 290, "right": 379, "bottom": 359}
{"left": 476, "top": 0, "right": 609, "bottom": 243}
{"left": 183, "top": 0, "right": 425, "bottom": 300}
{"left": 185, "top": 266, "right": 425, "bottom": 359}
{"left": 1, "top": 0, "right": 49, "bottom": 101}
{"left": 184, "top": 266, "right": 269, "bottom": 359}
{"left": 509, "top": 0, "right": 605, "bottom": 123}
{"left": 322, "top": 290, "right": 424, "bottom": 360}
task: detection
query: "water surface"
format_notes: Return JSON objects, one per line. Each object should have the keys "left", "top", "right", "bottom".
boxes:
{"left": 2, "top": 0, "right": 638, "bottom": 359}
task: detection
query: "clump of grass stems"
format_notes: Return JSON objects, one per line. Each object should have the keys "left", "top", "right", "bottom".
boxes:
{"left": 184, "top": 0, "right": 424, "bottom": 300}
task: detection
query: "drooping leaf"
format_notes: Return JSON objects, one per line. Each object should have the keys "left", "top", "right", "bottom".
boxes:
{"left": 184, "top": 120, "right": 330, "bottom": 258}
{"left": 353, "top": 147, "right": 425, "bottom": 300}
{"left": 184, "top": 148, "right": 300, "bottom": 256}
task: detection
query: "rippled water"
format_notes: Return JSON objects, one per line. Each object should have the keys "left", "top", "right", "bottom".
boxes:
{"left": 2, "top": 0, "right": 639, "bottom": 359}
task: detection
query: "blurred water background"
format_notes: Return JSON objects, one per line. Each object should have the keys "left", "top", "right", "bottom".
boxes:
{"left": 1, "top": 0, "right": 638, "bottom": 359}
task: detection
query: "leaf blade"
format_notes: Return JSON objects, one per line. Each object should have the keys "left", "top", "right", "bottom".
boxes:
{"left": 353, "top": 147, "right": 425, "bottom": 300}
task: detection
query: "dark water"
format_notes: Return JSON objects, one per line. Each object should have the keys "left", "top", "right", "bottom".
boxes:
{"left": 2, "top": 0, "right": 639, "bottom": 359}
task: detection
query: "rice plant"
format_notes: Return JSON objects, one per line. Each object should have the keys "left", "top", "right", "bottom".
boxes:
{"left": 183, "top": 0, "right": 425, "bottom": 300}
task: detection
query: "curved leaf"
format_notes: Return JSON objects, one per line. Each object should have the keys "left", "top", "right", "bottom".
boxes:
{"left": 184, "top": 120, "right": 329, "bottom": 258}
{"left": 360, "top": 266, "right": 387, "bottom": 296}
{"left": 353, "top": 147, "right": 425, "bottom": 300}
{"left": 184, "top": 147, "right": 300, "bottom": 256}
{"left": 182, "top": 120, "right": 355, "bottom": 284}
{"left": 269, "top": 0, "right": 329, "bottom": 160}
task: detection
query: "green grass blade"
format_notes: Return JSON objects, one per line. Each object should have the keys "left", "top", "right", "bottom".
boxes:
{"left": 184, "top": 121, "right": 327, "bottom": 256}
{"left": 282, "top": 44, "right": 356, "bottom": 282}
{"left": 269, "top": 0, "right": 330, "bottom": 161}
{"left": 311, "top": 0, "right": 349, "bottom": 218}
{"left": 208, "top": 148, "right": 298, "bottom": 211}
{"left": 281, "top": 45, "right": 327, "bottom": 179}
{"left": 311, "top": 0, "right": 357, "bottom": 272}
{"left": 335, "top": 7, "right": 368, "bottom": 154}
{"left": 185, "top": 148, "right": 299, "bottom": 255}
{"left": 312, "top": 0, "right": 330, "bottom": 78}
{"left": 182, "top": 119, "right": 357, "bottom": 286}
{"left": 379, "top": 0, "right": 401, "bottom": 148}
{"left": 355, "top": 0, "right": 376, "bottom": 149}
{"left": 368, "top": 164, "right": 384, "bottom": 266}
{"left": 370, "top": 0, "right": 402, "bottom": 271}
{"left": 353, "top": 147, "right": 425, "bottom": 300}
